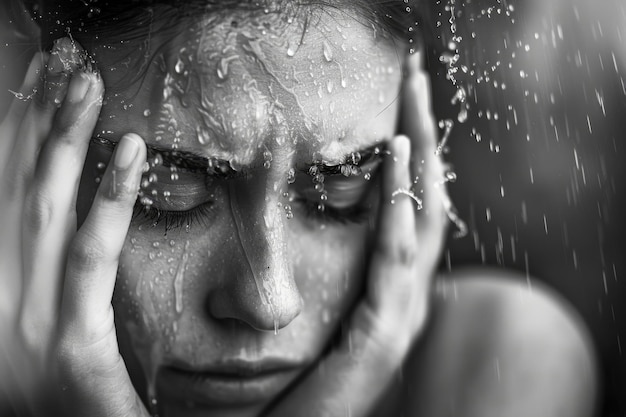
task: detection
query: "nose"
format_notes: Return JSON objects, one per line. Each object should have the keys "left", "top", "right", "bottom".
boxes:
{"left": 206, "top": 169, "right": 302, "bottom": 332}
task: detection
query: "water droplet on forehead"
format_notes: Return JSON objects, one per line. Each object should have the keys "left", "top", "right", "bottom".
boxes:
{"left": 322, "top": 40, "right": 333, "bottom": 62}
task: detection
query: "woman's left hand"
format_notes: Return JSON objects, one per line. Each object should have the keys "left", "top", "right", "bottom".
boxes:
{"left": 267, "top": 51, "right": 449, "bottom": 416}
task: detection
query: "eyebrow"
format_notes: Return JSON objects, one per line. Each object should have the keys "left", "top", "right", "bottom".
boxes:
{"left": 91, "top": 136, "right": 387, "bottom": 178}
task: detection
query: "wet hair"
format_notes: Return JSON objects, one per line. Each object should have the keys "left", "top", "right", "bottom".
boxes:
{"left": 28, "top": 0, "right": 431, "bottom": 50}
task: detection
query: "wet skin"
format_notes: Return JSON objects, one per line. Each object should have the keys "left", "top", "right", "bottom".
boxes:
{"left": 76, "top": 7, "right": 403, "bottom": 416}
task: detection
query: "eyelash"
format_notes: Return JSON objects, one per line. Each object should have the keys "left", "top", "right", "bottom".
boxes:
{"left": 132, "top": 201, "right": 214, "bottom": 232}
{"left": 131, "top": 185, "right": 371, "bottom": 231}
{"left": 294, "top": 197, "right": 370, "bottom": 224}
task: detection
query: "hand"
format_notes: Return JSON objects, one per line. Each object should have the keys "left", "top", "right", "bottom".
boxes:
{"left": 265, "top": 50, "right": 449, "bottom": 416}
{"left": 0, "top": 39, "right": 149, "bottom": 416}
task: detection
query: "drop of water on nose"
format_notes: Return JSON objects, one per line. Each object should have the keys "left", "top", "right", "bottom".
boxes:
{"left": 286, "top": 39, "right": 299, "bottom": 57}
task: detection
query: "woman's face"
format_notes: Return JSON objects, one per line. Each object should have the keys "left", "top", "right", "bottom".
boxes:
{"left": 79, "top": 6, "right": 402, "bottom": 416}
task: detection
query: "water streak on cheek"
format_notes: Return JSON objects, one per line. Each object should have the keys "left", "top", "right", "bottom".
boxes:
{"left": 117, "top": 236, "right": 193, "bottom": 414}
{"left": 173, "top": 240, "right": 190, "bottom": 314}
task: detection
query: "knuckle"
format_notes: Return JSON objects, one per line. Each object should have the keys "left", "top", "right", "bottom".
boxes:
{"left": 68, "top": 233, "right": 108, "bottom": 270}
{"left": 377, "top": 239, "right": 419, "bottom": 266}
{"left": 23, "top": 190, "right": 54, "bottom": 234}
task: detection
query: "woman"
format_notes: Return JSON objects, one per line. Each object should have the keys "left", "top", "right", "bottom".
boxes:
{"left": 0, "top": 1, "right": 598, "bottom": 416}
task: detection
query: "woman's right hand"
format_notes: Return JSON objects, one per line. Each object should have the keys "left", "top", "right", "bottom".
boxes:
{"left": 0, "top": 39, "right": 149, "bottom": 416}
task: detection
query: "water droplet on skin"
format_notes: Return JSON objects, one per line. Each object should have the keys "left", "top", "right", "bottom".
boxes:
{"left": 287, "top": 168, "right": 296, "bottom": 184}
{"left": 143, "top": 109, "right": 151, "bottom": 117}
{"left": 322, "top": 40, "right": 333, "bottom": 62}
{"left": 445, "top": 171, "right": 458, "bottom": 183}
{"left": 174, "top": 58, "right": 184, "bottom": 74}
{"left": 96, "top": 162, "right": 106, "bottom": 170}
{"left": 286, "top": 38, "right": 300, "bottom": 57}
{"left": 326, "top": 79, "right": 334, "bottom": 93}
{"left": 173, "top": 241, "right": 190, "bottom": 315}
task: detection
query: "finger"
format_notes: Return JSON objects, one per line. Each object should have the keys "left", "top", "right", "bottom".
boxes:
{"left": 0, "top": 52, "right": 49, "bottom": 330}
{"left": 401, "top": 50, "right": 448, "bottom": 267}
{"left": 62, "top": 133, "right": 146, "bottom": 327}
{"left": 18, "top": 69, "right": 104, "bottom": 353}
{"left": 268, "top": 52, "right": 443, "bottom": 417}
{"left": 0, "top": 51, "right": 48, "bottom": 170}
{"left": 368, "top": 135, "right": 425, "bottom": 329}
{"left": 2, "top": 38, "right": 81, "bottom": 201}
{"left": 57, "top": 134, "right": 148, "bottom": 417}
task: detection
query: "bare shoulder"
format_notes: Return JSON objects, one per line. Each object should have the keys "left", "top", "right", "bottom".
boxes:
{"left": 374, "top": 267, "right": 599, "bottom": 417}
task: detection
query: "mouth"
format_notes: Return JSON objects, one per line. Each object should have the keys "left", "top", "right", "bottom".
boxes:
{"left": 157, "top": 359, "right": 303, "bottom": 406}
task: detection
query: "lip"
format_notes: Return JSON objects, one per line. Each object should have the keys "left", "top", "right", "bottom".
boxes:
{"left": 157, "top": 359, "right": 302, "bottom": 406}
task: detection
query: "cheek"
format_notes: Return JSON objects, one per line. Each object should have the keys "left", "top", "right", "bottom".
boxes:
{"left": 290, "top": 221, "right": 371, "bottom": 328}
{"left": 113, "top": 231, "right": 191, "bottom": 347}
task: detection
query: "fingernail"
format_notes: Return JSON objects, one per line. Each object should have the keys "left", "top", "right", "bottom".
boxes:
{"left": 46, "top": 49, "right": 65, "bottom": 76}
{"left": 393, "top": 135, "right": 411, "bottom": 166}
{"left": 66, "top": 72, "right": 92, "bottom": 103}
{"left": 49, "top": 37, "right": 84, "bottom": 74}
{"left": 114, "top": 134, "right": 141, "bottom": 170}
{"left": 405, "top": 51, "right": 421, "bottom": 76}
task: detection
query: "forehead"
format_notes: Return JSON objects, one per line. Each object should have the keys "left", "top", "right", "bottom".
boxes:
{"left": 94, "top": 6, "right": 402, "bottom": 165}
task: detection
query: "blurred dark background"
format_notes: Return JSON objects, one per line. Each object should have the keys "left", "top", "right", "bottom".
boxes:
{"left": 1, "top": 0, "right": 624, "bottom": 415}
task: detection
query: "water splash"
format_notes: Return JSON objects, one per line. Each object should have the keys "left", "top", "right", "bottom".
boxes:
{"left": 436, "top": 119, "right": 454, "bottom": 155}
